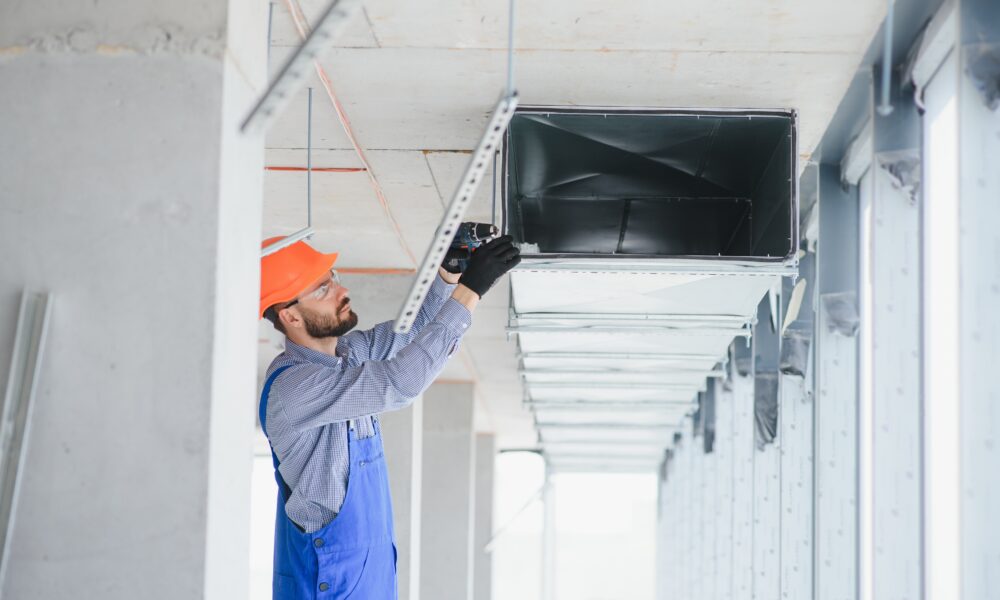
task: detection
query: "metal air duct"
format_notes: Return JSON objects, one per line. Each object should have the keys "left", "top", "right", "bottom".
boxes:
{"left": 501, "top": 106, "right": 799, "bottom": 472}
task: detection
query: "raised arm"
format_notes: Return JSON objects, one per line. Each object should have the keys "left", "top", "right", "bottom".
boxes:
{"left": 345, "top": 269, "right": 460, "bottom": 362}
{"left": 274, "top": 299, "right": 473, "bottom": 430}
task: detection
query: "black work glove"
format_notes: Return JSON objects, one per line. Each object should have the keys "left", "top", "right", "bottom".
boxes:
{"left": 441, "top": 223, "right": 498, "bottom": 274}
{"left": 458, "top": 235, "right": 521, "bottom": 298}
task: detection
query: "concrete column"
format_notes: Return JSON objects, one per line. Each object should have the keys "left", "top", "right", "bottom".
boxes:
{"left": 381, "top": 401, "right": 424, "bottom": 600}
{"left": 420, "top": 382, "right": 476, "bottom": 600}
{"left": 472, "top": 434, "right": 495, "bottom": 600}
{"left": 0, "top": 1, "right": 267, "bottom": 598}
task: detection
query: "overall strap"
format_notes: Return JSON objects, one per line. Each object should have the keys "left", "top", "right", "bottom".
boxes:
{"left": 260, "top": 365, "right": 294, "bottom": 502}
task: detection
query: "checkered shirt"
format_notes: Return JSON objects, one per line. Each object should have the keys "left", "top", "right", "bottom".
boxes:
{"left": 262, "top": 275, "right": 471, "bottom": 533}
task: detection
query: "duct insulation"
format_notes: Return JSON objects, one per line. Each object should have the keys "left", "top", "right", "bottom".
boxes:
{"left": 502, "top": 106, "right": 798, "bottom": 473}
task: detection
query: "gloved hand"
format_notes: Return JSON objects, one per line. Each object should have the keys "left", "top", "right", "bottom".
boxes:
{"left": 458, "top": 235, "right": 521, "bottom": 298}
{"left": 441, "top": 222, "right": 499, "bottom": 274}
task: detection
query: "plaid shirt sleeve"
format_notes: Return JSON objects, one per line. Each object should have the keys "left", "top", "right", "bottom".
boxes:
{"left": 345, "top": 273, "right": 457, "bottom": 362}
{"left": 274, "top": 290, "right": 472, "bottom": 431}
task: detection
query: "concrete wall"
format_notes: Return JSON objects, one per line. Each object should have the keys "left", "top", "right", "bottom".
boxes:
{"left": 0, "top": 1, "right": 266, "bottom": 597}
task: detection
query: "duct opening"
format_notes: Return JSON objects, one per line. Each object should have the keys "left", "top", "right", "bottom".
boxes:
{"left": 503, "top": 107, "right": 797, "bottom": 260}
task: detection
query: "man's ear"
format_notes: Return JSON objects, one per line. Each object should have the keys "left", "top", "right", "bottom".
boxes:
{"left": 279, "top": 306, "right": 303, "bottom": 331}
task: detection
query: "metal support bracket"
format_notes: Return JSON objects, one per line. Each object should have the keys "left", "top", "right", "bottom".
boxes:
{"left": 393, "top": 92, "right": 519, "bottom": 333}
{"left": 0, "top": 291, "right": 53, "bottom": 585}
{"left": 242, "top": 0, "right": 366, "bottom": 135}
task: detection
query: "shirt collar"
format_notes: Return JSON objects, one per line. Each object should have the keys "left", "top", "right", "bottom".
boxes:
{"left": 283, "top": 337, "right": 345, "bottom": 367}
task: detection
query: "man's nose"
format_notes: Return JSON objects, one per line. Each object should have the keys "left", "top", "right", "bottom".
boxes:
{"left": 334, "top": 285, "right": 350, "bottom": 302}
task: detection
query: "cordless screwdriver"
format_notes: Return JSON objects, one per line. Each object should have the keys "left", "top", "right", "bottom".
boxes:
{"left": 442, "top": 222, "right": 499, "bottom": 273}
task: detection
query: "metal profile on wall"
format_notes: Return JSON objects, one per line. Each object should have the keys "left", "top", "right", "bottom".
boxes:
{"left": 500, "top": 106, "right": 799, "bottom": 472}
{"left": 0, "top": 291, "right": 52, "bottom": 586}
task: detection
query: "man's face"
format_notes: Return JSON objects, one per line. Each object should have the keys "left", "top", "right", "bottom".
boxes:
{"left": 289, "top": 271, "right": 358, "bottom": 339}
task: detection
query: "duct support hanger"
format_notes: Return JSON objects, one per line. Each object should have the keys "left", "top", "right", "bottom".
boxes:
{"left": 877, "top": 0, "right": 896, "bottom": 116}
{"left": 241, "top": 0, "right": 365, "bottom": 135}
{"left": 261, "top": 88, "right": 317, "bottom": 258}
{"left": 392, "top": 0, "right": 521, "bottom": 333}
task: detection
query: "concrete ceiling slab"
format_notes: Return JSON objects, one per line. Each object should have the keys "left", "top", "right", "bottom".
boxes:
{"left": 268, "top": 0, "right": 378, "bottom": 48}
{"left": 315, "top": 47, "right": 856, "bottom": 158}
{"left": 262, "top": 167, "right": 407, "bottom": 268}
{"left": 280, "top": 0, "right": 884, "bottom": 54}
{"left": 362, "top": 0, "right": 884, "bottom": 54}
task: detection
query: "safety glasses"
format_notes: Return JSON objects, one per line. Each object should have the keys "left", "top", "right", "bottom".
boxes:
{"left": 284, "top": 269, "right": 342, "bottom": 310}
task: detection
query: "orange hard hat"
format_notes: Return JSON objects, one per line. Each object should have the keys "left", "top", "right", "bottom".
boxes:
{"left": 259, "top": 236, "right": 339, "bottom": 318}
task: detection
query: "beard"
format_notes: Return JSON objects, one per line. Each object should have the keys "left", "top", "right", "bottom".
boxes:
{"left": 299, "top": 302, "right": 359, "bottom": 339}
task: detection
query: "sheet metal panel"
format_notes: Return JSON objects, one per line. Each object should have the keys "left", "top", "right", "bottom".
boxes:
{"left": 503, "top": 107, "right": 798, "bottom": 262}
{"left": 547, "top": 456, "right": 660, "bottom": 472}
{"left": 701, "top": 437, "right": 718, "bottom": 600}
{"left": 656, "top": 457, "right": 672, "bottom": 600}
{"left": 752, "top": 440, "right": 781, "bottom": 599}
{"left": 538, "top": 425, "right": 675, "bottom": 445}
{"left": 660, "top": 431, "right": 690, "bottom": 600}
{"left": 680, "top": 430, "right": 694, "bottom": 600}
{"left": 714, "top": 380, "right": 735, "bottom": 599}
{"left": 682, "top": 426, "right": 696, "bottom": 600}
{"left": 957, "top": 10, "right": 1000, "bottom": 596}
{"left": 689, "top": 434, "right": 705, "bottom": 600}
{"left": 543, "top": 442, "right": 666, "bottom": 457}
{"left": 528, "top": 385, "right": 700, "bottom": 404}
{"left": 815, "top": 163, "right": 859, "bottom": 600}
{"left": 515, "top": 329, "right": 736, "bottom": 356}
{"left": 815, "top": 308, "right": 858, "bottom": 600}
{"left": 522, "top": 354, "right": 720, "bottom": 373}
{"left": 510, "top": 270, "right": 779, "bottom": 318}
{"left": 731, "top": 370, "right": 756, "bottom": 597}
{"left": 778, "top": 373, "right": 814, "bottom": 599}
{"left": 870, "top": 167, "right": 921, "bottom": 600}
{"left": 503, "top": 106, "right": 797, "bottom": 479}
{"left": 522, "top": 369, "right": 710, "bottom": 386}
{"left": 534, "top": 407, "right": 688, "bottom": 427}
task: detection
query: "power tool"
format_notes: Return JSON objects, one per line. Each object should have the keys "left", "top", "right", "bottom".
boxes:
{"left": 442, "top": 222, "right": 499, "bottom": 273}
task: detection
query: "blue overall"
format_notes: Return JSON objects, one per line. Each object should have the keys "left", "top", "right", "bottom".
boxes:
{"left": 260, "top": 366, "right": 398, "bottom": 600}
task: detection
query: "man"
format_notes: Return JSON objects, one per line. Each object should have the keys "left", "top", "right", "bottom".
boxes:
{"left": 257, "top": 232, "right": 520, "bottom": 599}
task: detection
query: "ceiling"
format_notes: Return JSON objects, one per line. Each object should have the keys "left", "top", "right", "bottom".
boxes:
{"left": 258, "top": 0, "right": 887, "bottom": 449}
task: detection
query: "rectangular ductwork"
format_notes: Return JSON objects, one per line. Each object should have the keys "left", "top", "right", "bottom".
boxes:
{"left": 501, "top": 106, "right": 798, "bottom": 473}
{"left": 503, "top": 107, "right": 797, "bottom": 262}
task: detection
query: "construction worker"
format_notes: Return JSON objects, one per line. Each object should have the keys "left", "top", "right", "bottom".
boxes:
{"left": 257, "top": 232, "right": 520, "bottom": 599}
